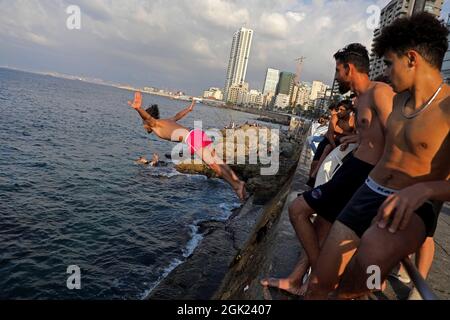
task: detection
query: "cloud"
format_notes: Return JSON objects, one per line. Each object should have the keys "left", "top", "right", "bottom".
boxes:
{"left": 286, "top": 11, "right": 306, "bottom": 23}
{"left": 189, "top": 0, "right": 250, "bottom": 29}
{"left": 1, "top": 0, "right": 448, "bottom": 95}
{"left": 259, "top": 12, "right": 290, "bottom": 39}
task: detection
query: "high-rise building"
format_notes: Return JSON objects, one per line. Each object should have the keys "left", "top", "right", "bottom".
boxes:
{"left": 296, "top": 82, "right": 312, "bottom": 109}
{"left": 240, "top": 90, "right": 263, "bottom": 107}
{"left": 442, "top": 16, "right": 450, "bottom": 83}
{"left": 369, "top": 0, "right": 444, "bottom": 80}
{"left": 276, "top": 72, "right": 296, "bottom": 96}
{"left": 228, "top": 82, "right": 249, "bottom": 105}
{"left": 224, "top": 28, "right": 254, "bottom": 102}
{"left": 309, "top": 80, "right": 328, "bottom": 101}
{"left": 263, "top": 68, "right": 280, "bottom": 95}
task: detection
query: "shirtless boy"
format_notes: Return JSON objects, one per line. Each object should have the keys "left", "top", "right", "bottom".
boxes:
{"left": 306, "top": 13, "right": 450, "bottom": 300}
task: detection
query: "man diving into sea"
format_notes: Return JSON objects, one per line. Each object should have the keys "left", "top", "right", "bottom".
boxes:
{"left": 128, "top": 92, "right": 246, "bottom": 201}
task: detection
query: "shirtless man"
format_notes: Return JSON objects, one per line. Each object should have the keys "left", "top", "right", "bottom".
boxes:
{"left": 261, "top": 43, "right": 395, "bottom": 296}
{"left": 308, "top": 100, "right": 356, "bottom": 185}
{"left": 305, "top": 13, "right": 449, "bottom": 300}
{"left": 128, "top": 92, "right": 246, "bottom": 201}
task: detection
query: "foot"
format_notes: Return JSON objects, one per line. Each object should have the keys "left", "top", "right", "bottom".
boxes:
{"left": 234, "top": 181, "right": 247, "bottom": 202}
{"left": 260, "top": 278, "right": 305, "bottom": 297}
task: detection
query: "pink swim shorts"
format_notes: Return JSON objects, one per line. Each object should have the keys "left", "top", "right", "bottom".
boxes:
{"left": 185, "top": 129, "right": 213, "bottom": 155}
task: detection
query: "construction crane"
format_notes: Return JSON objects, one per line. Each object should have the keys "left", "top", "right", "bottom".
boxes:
{"left": 291, "top": 56, "right": 306, "bottom": 111}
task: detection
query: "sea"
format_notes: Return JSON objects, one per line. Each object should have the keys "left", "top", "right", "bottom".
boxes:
{"left": 0, "top": 67, "right": 275, "bottom": 299}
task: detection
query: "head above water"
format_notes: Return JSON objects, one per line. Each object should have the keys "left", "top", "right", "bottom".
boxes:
{"left": 334, "top": 43, "right": 370, "bottom": 94}
{"left": 374, "top": 13, "right": 448, "bottom": 93}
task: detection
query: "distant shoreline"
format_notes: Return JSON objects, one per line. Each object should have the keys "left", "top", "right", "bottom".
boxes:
{"left": 0, "top": 66, "right": 292, "bottom": 125}
{"left": 0, "top": 66, "right": 190, "bottom": 101}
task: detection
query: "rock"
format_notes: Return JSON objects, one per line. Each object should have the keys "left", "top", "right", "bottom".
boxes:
{"left": 175, "top": 162, "right": 218, "bottom": 178}
{"left": 280, "top": 142, "right": 294, "bottom": 157}
{"left": 174, "top": 123, "right": 304, "bottom": 204}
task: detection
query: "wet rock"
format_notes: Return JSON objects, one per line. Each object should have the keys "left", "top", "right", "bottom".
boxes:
{"left": 175, "top": 162, "right": 217, "bottom": 178}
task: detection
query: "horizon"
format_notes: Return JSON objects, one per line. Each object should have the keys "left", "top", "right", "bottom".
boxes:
{"left": 1, "top": 0, "right": 449, "bottom": 96}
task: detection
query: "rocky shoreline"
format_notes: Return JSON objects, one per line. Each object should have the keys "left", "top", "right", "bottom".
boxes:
{"left": 175, "top": 124, "right": 305, "bottom": 204}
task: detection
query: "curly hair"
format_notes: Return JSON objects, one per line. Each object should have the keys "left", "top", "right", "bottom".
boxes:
{"left": 334, "top": 43, "right": 370, "bottom": 75}
{"left": 145, "top": 104, "right": 160, "bottom": 119}
{"left": 373, "top": 12, "right": 449, "bottom": 70}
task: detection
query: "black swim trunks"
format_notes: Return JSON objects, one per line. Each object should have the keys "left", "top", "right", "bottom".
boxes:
{"left": 313, "top": 138, "right": 330, "bottom": 161}
{"left": 302, "top": 153, "right": 375, "bottom": 223}
{"left": 337, "top": 178, "right": 443, "bottom": 238}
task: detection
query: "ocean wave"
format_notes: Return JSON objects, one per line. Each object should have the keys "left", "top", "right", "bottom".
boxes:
{"left": 218, "top": 202, "right": 241, "bottom": 220}
{"left": 140, "top": 197, "right": 241, "bottom": 300}
{"left": 140, "top": 201, "right": 240, "bottom": 300}
{"left": 140, "top": 220, "right": 205, "bottom": 300}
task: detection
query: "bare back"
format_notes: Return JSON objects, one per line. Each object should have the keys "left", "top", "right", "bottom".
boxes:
{"left": 370, "top": 86, "right": 450, "bottom": 189}
{"left": 148, "top": 119, "right": 190, "bottom": 142}
{"left": 353, "top": 82, "right": 395, "bottom": 166}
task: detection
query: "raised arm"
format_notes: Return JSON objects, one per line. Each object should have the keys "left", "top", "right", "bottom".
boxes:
{"left": 128, "top": 92, "right": 157, "bottom": 126}
{"left": 171, "top": 100, "right": 196, "bottom": 122}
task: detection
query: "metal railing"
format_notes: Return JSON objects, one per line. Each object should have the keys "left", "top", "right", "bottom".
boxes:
{"left": 401, "top": 257, "right": 440, "bottom": 300}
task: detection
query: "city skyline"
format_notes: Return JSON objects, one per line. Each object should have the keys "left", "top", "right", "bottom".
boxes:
{"left": 1, "top": 0, "right": 450, "bottom": 96}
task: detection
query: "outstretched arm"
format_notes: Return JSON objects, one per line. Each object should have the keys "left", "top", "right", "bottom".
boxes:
{"left": 128, "top": 92, "right": 157, "bottom": 126}
{"left": 171, "top": 100, "right": 196, "bottom": 122}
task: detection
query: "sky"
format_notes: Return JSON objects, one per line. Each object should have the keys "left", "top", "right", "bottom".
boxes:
{"left": 1, "top": 0, "right": 449, "bottom": 96}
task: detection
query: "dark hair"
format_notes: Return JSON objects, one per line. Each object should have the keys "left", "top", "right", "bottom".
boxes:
{"left": 146, "top": 104, "right": 160, "bottom": 119}
{"left": 374, "top": 13, "right": 449, "bottom": 70}
{"left": 328, "top": 103, "right": 337, "bottom": 111}
{"left": 337, "top": 99, "right": 353, "bottom": 111}
{"left": 334, "top": 43, "right": 370, "bottom": 75}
